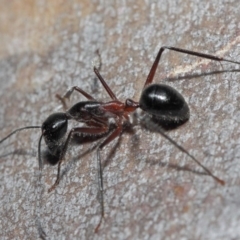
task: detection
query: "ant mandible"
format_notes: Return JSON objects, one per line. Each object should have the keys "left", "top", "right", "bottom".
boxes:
{"left": 1, "top": 46, "right": 240, "bottom": 233}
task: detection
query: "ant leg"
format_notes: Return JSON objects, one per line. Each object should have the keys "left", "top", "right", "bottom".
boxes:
{"left": 144, "top": 46, "right": 240, "bottom": 87}
{"left": 48, "top": 126, "right": 108, "bottom": 193}
{"left": 93, "top": 67, "right": 118, "bottom": 101}
{"left": 94, "top": 49, "right": 102, "bottom": 72}
{"left": 156, "top": 126, "right": 225, "bottom": 185}
{"left": 94, "top": 123, "right": 123, "bottom": 233}
{"left": 56, "top": 86, "right": 96, "bottom": 110}
{"left": 57, "top": 51, "right": 103, "bottom": 109}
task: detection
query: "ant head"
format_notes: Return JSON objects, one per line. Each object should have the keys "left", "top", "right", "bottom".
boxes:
{"left": 40, "top": 112, "right": 69, "bottom": 164}
{"left": 42, "top": 112, "right": 68, "bottom": 143}
{"left": 38, "top": 113, "right": 68, "bottom": 170}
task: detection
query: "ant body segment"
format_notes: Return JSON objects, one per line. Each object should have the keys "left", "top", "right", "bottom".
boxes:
{"left": 1, "top": 46, "right": 240, "bottom": 233}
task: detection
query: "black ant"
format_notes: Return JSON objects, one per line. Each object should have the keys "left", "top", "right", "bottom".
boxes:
{"left": 1, "top": 46, "right": 240, "bottom": 233}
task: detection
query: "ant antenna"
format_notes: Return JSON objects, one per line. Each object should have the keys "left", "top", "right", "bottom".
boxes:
{"left": 38, "top": 134, "right": 44, "bottom": 170}
{"left": 0, "top": 126, "right": 42, "bottom": 168}
{"left": 0, "top": 126, "right": 41, "bottom": 144}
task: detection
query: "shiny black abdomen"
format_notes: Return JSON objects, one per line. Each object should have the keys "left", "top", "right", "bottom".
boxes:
{"left": 139, "top": 84, "right": 190, "bottom": 127}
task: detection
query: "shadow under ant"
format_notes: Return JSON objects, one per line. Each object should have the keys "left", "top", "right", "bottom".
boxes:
{"left": 166, "top": 68, "right": 240, "bottom": 82}
{"left": 42, "top": 122, "right": 135, "bottom": 185}
{"left": 139, "top": 114, "right": 210, "bottom": 177}
{"left": 0, "top": 149, "right": 36, "bottom": 159}
{"left": 145, "top": 158, "right": 209, "bottom": 178}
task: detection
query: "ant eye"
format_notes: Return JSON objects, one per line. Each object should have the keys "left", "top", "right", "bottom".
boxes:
{"left": 42, "top": 113, "right": 68, "bottom": 141}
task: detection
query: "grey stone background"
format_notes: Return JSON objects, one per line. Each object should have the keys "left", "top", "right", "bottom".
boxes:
{"left": 0, "top": 0, "right": 240, "bottom": 239}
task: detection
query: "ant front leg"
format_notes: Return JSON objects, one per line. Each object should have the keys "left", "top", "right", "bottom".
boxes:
{"left": 57, "top": 65, "right": 119, "bottom": 111}
{"left": 56, "top": 51, "right": 103, "bottom": 110}
{"left": 48, "top": 126, "right": 108, "bottom": 193}
{"left": 56, "top": 86, "right": 96, "bottom": 110}
{"left": 144, "top": 46, "right": 240, "bottom": 87}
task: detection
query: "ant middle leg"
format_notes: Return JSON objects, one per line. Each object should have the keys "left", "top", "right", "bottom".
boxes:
{"left": 144, "top": 46, "right": 240, "bottom": 87}
{"left": 94, "top": 122, "right": 123, "bottom": 233}
{"left": 93, "top": 67, "right": 118, "bottom": 101}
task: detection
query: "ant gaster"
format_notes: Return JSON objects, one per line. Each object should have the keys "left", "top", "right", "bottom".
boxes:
{"left": 1, "top": 46, "right": 240, "bottom": 233}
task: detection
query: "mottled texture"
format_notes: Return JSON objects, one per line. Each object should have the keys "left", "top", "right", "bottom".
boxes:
{"left": 0, "top": 0, "right": 240, "bottom": 239}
